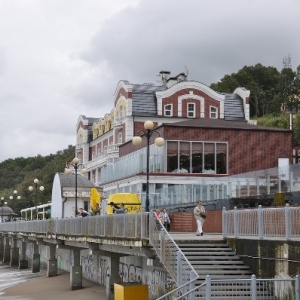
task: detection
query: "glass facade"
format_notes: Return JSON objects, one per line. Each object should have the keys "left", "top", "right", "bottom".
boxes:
{"left": 167, "top": 141, "right": 227, "bottom": 174}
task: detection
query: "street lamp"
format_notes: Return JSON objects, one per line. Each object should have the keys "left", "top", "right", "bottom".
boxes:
{"left": 132, "top": 120, "right": 164, "bottom": 212}
{"left": 9, "top": 190, "right": 21, "bottom": 201}
{"left": 65, "top": 157, "right": 87, "bottom": 217}
{"left": 9, "top": 190, "right": 21, "bottom": 221}
{"left": 28, "top": 179, "right": 44, "bottom": 220}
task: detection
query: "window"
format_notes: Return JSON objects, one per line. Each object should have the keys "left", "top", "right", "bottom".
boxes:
{"left": 164, "top": 104, "right": 173, "bottom": 116}
{"left": 166, "top": 141, "right": 227, "bottom": 174}
{"left": 210, "top": 106, "right": 218, "bottom": 119}
{"left": 187, "top": 103, "right": 195, "bottom": 118}
{"left": 118, "top": 132, "right": 122, "bottom": 144}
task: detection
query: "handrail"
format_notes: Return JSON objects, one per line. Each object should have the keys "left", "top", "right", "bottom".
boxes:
{"left": 147, "top": 212, "right": 199, "bottom": 299}
{"left": 169, "top": 275, "right": 300, "bottom": 300}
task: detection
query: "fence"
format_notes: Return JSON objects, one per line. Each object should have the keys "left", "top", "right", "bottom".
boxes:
{"left": 173, "top": 275, "right": 300, "bottom": 300}
{"left": 222, "top": 204, "right": 300, "bottom": 240}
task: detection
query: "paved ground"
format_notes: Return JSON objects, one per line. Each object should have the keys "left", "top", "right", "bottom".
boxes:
{"left": 170, "top": 232, "right": 224, "bottom": 241}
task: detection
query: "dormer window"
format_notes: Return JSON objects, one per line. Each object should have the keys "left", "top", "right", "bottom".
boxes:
{"left": 187, "top": 103, "right": 195, "bottom": 118}
{"left": 164, "top": 104, "right": 173, "bottom": 117}
{"left": 210, "top": 106, "right": 218, "bottom": 119}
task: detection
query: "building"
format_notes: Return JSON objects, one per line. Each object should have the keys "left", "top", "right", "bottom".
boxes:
{"left": 74, "top": 70, "right": 292, "bottom": 210}
{"left": 51, "top": 173, "right": 97, "bottom": 218}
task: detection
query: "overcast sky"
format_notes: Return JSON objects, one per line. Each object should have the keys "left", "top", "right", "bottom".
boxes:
{"left": 0, "top": 0, "right": 299, "bottom": 162}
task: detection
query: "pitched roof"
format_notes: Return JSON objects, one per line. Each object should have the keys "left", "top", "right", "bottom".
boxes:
{"left": 131, "top": 84, "right": 165, "bottom": 116}
{"left": 58, "top": 173, "right": 95, "bottom": 188}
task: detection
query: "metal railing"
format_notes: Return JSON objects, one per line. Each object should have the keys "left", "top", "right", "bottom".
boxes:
{"left": 174, "top": 275, "right": 300, "bottom": 300}
{"left": 223, "top": 204, "right": 300, "bottom": 240}
{"left": 0, "top": 214, "right": 149, "bottom": 240}
{"left": 149, "top": 212, "right": 199, "bottom": 300}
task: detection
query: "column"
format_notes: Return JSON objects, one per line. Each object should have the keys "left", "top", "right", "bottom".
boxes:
{"left": 9, "top": 237, "right": 19, "bottom": 267}
{"left": 32, "top": 242, "right": 40, "bottom": 273}
{"left": 47, "top": 245, "right": 57, "bottom": 277}
{"left": 70, "top": 249, "right": 82, "bottom": 290}
{"left": 106, "top": 256, "right": 122, "bottom": 300}
{"left": 3, "top": 236, "right": 10, "bottom": 263}
{"left": 0, "top": 235, "right": 4, "bottom": 260}
{"left": 19, "top": 240, "right": 28, "bottom": 269}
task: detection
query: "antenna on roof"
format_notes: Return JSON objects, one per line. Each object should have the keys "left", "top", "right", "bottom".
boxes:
{"left": 185, "top": 65, "right": 189, "bottom": 79}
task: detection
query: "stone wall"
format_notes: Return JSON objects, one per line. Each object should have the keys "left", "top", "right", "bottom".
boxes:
{"left": 226, "top": 238, "right": 300, "bottom": 279}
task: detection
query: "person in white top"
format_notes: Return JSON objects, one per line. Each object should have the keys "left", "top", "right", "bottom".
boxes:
{"left": 160, "top": 208, "right": 171, "bottom": 231}
{"left": 193, "top": 201, "right": 206, "bottom": 236}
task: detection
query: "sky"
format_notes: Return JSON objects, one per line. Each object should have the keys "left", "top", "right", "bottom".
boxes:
{"left": 0, "top": 0, "right": 300, "bottom": 162}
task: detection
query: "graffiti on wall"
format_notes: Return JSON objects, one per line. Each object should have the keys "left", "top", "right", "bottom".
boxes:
{"left": 143, "top": 268, "right": 175, "bottom": 300}
{"left": 56, "top": 249, "right": 73, "bottom": 271}
{"left": 99, "top": 257, "right": 109, "bottom": 286}
{"left": 81, "top": 254, "right": 98, "bottom": 283}
{"left": 119, "top": 263, "right": 142, "bottom": 282}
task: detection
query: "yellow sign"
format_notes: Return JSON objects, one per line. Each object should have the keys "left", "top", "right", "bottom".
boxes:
{"left": 106, "top": 193, "right": 142, "bottom": 214}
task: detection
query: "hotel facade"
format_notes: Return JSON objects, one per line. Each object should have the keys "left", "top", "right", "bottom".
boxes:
{"left": 74, "top": 70, "right": 292, "bottom": 210}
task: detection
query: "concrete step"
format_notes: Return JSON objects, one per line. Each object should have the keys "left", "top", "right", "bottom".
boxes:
{"left": 175, "top": 239, "right": 277, "bottom": 299}
{"left": 193, "top": 260, "right": 245, "bottom": 265}
{"left": 193, "top": 265, "right": 250, "bottom": 270}
{"left": 196, "top": 269, "right": 252, "bottom": 275}
{"left": 186, "top": 255, "right": 242, "bottom": 260}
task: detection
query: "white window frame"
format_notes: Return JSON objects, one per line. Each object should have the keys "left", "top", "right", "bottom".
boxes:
{"left": 118, "top": 132, "right": 122, "bottom": 144}
{"left": 210, "top": 106, "right": 218, "bottom": 119}
{"left": 164, "top": 104, "right": 173, "bottom": 117}
{"left": 187, "top": 103, "right": 195, "bottom": 118}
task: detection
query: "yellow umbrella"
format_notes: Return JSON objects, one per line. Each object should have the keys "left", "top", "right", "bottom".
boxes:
{"left": 90, "top": 188, "right": 101, "bottom": 211}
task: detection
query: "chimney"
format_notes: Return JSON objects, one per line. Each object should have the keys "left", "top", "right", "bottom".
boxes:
{"left": 159, "top": 71, "right": 171, "bottom": 86}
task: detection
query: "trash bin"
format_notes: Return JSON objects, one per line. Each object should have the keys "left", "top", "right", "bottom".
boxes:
{"left": 114, "top": 282, "right": 148, "bottom": 300}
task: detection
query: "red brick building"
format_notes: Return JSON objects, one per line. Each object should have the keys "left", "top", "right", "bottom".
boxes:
{"left": 75, "top": 70, "right": 292, "bottom": 211}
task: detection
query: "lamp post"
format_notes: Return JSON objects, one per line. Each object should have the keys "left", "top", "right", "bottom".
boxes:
{"left": 65, "top": 157, "right": 87, "bottom": 217}
{"left": 9, "top": 190, "right": 21, "bottom": 221}
{"left": 28, "top": 179, "right": 44, "bottom": 220}
{"left": 132, "top": 120, "right": 164, "bottom": 212}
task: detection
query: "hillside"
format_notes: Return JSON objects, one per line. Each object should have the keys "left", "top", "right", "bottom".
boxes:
{"left": 0, "top": 146, "right": 75, "bottom": 215}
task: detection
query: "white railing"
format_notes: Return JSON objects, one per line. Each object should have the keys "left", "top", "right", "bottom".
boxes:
{"left": 0, "top": 214, "right": 149, "bottom": 240}
{"left": 223, "top": 204, "right": 300, "bottom": 240}
{"left": 175, "top": 275, "right": 300, "bottom": 300}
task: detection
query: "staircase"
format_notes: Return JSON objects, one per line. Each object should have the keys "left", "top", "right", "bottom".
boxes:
{"left": 176, "top": 239, "right": 276, "bottom": 299}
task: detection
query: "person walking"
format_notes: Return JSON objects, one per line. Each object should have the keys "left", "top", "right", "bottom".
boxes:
{"left": 155, "top": 209, "right": 163, "bottom": 230}
{"left": 193, "top": 201, "right": 206, "bottom": 236}
{"left": 160, "top": 208, "right": 171, "bottom": 231}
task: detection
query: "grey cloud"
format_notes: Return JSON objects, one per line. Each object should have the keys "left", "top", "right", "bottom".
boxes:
{"left": 1, "top": 0, "right": 300, "bottom": 162}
